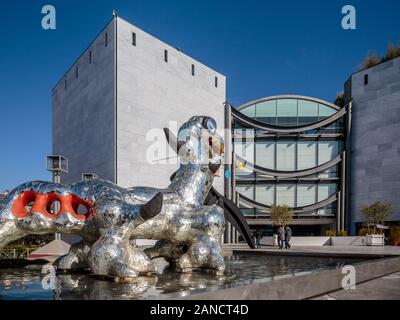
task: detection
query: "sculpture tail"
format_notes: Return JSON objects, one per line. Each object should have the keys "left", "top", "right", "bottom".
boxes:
{"left": 0, "top": 181, "right": 94, "bottom": 249}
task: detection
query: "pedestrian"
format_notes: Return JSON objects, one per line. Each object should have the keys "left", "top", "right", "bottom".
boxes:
{"left": 285, "top": 225, "right": 292, "bottom": 249}
{"left": 255, "top": 233, "right": 261, "bottom": 249}
{"left": 277, "top": 225, "right": 285, "bottom": 249}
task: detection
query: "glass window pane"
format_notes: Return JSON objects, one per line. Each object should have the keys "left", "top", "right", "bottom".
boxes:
{"left": 236, "top": 185, "right": 254, "bottom": 200}
{"left": 318, "top": 104, "right": 336, "bottom": 117}
{"left": 256, "top": 100, "right": 276, "bottom": 117}
{"left": 297, "top": 184, "right": 316, "bottom": 206}
{"left": 240, "top": 105, "right": 256, "bottom": 118}
{"left": 255, "top": 141, "right": 275, "bottom": 169}
{"left": 276, "top": 142, "right": 296, "bottom": 170}
{"left": 297, "top": 100, "right": 319, "bottom": 125}
{"left": 235, "top": 141, "right": 254, "bottom": 176}
{"left": 298, "top": 100, "right": 318, "bottom": 117}
{"left": 277, "top": 99, "right": 298, "bottom": 117}
{"left": 318, "top": 141, "right": 338, "bottom": 164}
{"left": 318, "top": 183, "right": 337, "bottom": 201}
{"left": 276, "top": 184, "right": 295, "bottom": 207}
{"left": 256, "top": 184, "right": 275, "bottom": 206}
{"left": 297, "top": 141, "right": 316, "bottom": 170}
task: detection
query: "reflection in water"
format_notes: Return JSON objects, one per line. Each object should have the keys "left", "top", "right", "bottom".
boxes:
{"left": 0, "top": 253, "right": 368, "bottom": 300}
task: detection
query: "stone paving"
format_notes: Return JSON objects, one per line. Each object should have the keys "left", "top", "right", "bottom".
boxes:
{"left": 312, "top": 271, "right": 400, "bottom": 300}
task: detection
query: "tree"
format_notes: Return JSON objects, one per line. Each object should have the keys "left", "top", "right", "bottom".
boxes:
{"left": 270, "top": 205, "right": 293, "bottom": 226}
{"left": 360, "top": 52, "right": 380, "bottom": 70}
{"left": 360, "top": 201, "right": 392, "bottom": 233}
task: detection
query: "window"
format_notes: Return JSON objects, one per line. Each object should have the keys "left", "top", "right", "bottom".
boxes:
{"left": 75, "top": 66, "right": 78, "bottom": 78}
{"left": 277, "top": 99, "right": 298, "bottom": 126}
{"left": 215, "top": 76, "right": 218, "bottom": 87}
{"left": 64, "top": 79, "right": 67, "bottom": 91}
{"left": 191, "top": 64, "right": 195, "bottom": 76}
{"left": 256, "top": 100, "right": 277, "bottom": 124}
{"left": 132, "top": 32, "right": 136, "bottom": 46}
{"left": 89, "top": 51, "right": 92, "bottom": 64}
{"left": 276, "top": 142, "right": 296, "bottom": 171}
{"left": 255, "top": 141, "right": 275, "bottom": 169}
{"left": 364, "top": 74, "right": 368, "bottom": 85}
{"left": 256, "top": 184, "right": 275, "bottom": 206}
{"left": 297, "top": 141, "right": 317, "bottom": 170}
{"left": 164, "top": 49, "right": 168, "bottom": 62}
{"left": 240, "top": 105, "right": 255, "bottom": 118}
{"left": 105, "top": 33, "right": 108, "bottom": 47}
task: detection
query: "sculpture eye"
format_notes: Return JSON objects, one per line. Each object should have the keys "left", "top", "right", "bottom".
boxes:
{"left": 202, "top": 117, "right": 217, "bottom": 134}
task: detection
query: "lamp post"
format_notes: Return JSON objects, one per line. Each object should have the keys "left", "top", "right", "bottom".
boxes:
{"left": 46, "top": 155, "right": 68, "bottom": 240}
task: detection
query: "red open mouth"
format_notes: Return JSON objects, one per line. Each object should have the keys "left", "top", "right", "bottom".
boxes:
{"left": 11, "top": 190, "right": 95, "bottom": 220}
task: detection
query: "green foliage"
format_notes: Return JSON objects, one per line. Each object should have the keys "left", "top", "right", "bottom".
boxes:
{"left": 358, "top": 227, "right": 373, "bottom": 236}
{"left": 360, "top": 201, "right": 392, "bottom": 226}
{"left": 325, "top": 229, "right": 336, "bottom": 237}
{"left": 335, "top": 92, "right": 345, "bottom": 108}
{"left": 360, "top": 52, "right": 380, "bottom": 70}
{"left": 325, "top": 229, "right": 348, "bottom": 237}
{"left": 270, "top": 205, "right": 293, "bottom": 226}
{"left": 359, "top": 42, "right": 400, "bottom": 71}
{"left": 389, "top": 226, "right": 400, "bottom": 242}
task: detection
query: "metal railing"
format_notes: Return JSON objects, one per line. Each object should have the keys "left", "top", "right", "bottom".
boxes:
{"left": 0, "top": 248, "right": 36, "bottom": 260}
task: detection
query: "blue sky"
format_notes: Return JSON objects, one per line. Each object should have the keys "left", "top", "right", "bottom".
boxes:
{"left": 0, "top": 0, "right": 399, "bottom": 191}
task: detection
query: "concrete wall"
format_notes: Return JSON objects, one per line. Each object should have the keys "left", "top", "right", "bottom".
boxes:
{"left": 348, "top": 56, "right": 400, "bottom": 233}
{"left": 52, "top": 19, "right": 116, "bottom": 184}
{"left": 116, "top": 17, "right": 226, "bottom": 190}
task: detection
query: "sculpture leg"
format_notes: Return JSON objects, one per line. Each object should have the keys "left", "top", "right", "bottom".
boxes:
{"left": 176, "top": 236, "right": 225, "bottom": 274}
{"left": 144, "top": 240, "right": 185, "bottom": 265}
{"left": 55, "top": 241, "right": 91, "bottom": 271}
{"left": 88, "top": 231, "right": 157, "bottom": 278}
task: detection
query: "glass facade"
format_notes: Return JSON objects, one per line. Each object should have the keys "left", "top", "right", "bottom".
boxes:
{"left": 230, "top": 96, "right": 347, "bottom": 237}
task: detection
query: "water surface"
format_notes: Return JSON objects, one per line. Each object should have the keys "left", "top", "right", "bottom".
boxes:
{"left": 0, "top": 253, "right": 370, "bottom": 300}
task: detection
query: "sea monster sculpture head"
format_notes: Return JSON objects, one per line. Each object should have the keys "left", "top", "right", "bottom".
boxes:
{"left": 176, "top": 116, "right": 224, "bottom": 172}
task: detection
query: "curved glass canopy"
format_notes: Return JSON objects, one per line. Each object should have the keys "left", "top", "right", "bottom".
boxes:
{"left": 238, "top": 96, "right": 338, "bottom": 127}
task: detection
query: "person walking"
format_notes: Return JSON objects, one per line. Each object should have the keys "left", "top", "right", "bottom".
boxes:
{"left": 285, "top": 225, "right": 292, "bottom": 249}
{"left": 277, "top": 225, "right": 285, "bottom": 249}
{"left": 255, "top": 233, "right": 261, "bottom": 249}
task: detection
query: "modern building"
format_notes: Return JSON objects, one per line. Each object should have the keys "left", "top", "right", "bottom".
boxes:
{"left": 225, "top": 95, "right": 351, "bottom": 238}
{"left": 52, "top": 15, "right": 226, "bottom": 191}
{"left": 52, "top": 14, "right": 400, "bottom": 241}
{"left": 345, "top": 56, "right": 400, "bottom": 234}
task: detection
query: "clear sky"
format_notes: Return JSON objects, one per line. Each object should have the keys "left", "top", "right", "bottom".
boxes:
{"left": 0, "top": 0, "right": 399, "bottom": 191}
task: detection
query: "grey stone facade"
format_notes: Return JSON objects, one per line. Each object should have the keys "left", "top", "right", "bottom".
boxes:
{"left": 347, "top": 56, "right": 400, "bottom": 234}
{"left": 52, "top": 16, "right": 226, "bottom": 192}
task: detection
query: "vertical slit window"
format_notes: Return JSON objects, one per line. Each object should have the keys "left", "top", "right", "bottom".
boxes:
{"left": 364, "top": 74, "right": 368, "bottom": 85}
{"left": 64, "top": 79, "right": 67, "bottom": 91}
{"left": 215, "top": 76, "right": 218, "bottom": 87}
{"left": 132, "top": 32, "right": 136, "bottom": 46}
{"left": 89, "top": 51, "right": 92, "bottom": 64}
{"left": 105, "top": 33, "right": 108, "bottom": 47}
{"left": 191, "top": 64, "right": 195, "bottom": 76}
{"left": 164, "top": 49, "right": 168, "bottom": 62}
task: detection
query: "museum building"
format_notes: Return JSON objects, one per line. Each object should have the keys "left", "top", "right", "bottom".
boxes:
{"left": 224, "top": 96, "right": 351, "bottom": 238}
